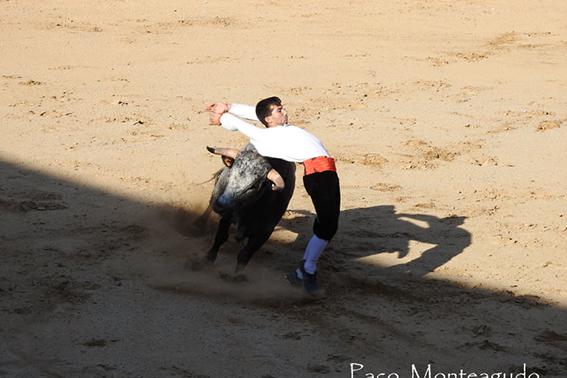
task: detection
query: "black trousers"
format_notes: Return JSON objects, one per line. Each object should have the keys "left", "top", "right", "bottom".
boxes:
{"left": 303, "top": 170, "right": 341, "bottom": 241}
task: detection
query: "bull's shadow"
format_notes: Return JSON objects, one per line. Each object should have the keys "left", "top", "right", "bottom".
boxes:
{"left": 278, "top": 205, "right": 471, "bottom": 277}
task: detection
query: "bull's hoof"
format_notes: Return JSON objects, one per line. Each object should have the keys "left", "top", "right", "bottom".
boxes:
{"left": 235, "top": 263, "right": 247, "bottom": 273}
{"left": 205, "top": 251, "right": 218, "bottom": 262}
{"left": 218, "top": 271, "right": 248, "bottom": 283}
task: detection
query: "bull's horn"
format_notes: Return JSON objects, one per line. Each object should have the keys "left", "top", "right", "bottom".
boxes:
{"left": 206, "top": 146, "right": 239, "bottom": 159}
{"left": 267, "top": 169, "right": 285, "bottom": 191}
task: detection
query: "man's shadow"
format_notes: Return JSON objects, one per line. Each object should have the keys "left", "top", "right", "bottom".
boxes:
{"left": 279, "top": 205, "right": 471, "bottom": 277}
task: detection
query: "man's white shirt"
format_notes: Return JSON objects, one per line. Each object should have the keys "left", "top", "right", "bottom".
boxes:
{"left": 219, "top": 104, "right": 330, "bottom": 163}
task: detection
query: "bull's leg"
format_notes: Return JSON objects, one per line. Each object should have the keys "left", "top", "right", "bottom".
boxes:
{"left": 235, "top": 230, "right": 273, "bottom": 271}
{"left": 207, "top": 217, "right": 231, "bottom": 262}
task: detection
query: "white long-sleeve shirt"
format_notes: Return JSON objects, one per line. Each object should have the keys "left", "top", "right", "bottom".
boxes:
{"left": 220, "top": 103, "right": 330, "bottom": 163}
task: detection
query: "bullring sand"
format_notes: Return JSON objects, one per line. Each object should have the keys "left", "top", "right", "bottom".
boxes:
{"left": 1, "top": 1, "right": 567, "bottom": 377}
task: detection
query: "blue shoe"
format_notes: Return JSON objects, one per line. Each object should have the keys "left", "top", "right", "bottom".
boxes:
{"left": 286, "top": 269, "right": 303, "bottom": 287}
{"left": 300, "top": 265, "right": 321, "bottom": 296}
{"left": 286, "top": 260, "right": 305, "bottom": 287}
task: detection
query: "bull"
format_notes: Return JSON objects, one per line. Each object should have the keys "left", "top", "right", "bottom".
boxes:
{"left": 202, "top": 144, "right": 296, "bottom": 272}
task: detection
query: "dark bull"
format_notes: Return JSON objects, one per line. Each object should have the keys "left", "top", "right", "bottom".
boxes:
{"left": 205, "top": 144, "right": 296, "bottom": 271}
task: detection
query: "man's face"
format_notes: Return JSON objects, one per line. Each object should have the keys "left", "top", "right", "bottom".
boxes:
{"left": 267, "top": 104, "right": 288, "bottom": 126}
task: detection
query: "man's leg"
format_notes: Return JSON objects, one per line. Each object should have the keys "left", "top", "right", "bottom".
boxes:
{"left": 289, "top": 171, "right": 340, "bottom": 292}
{"left": 302, "top": 234, "right": 329, "bottom": 274}
{"left": 303, "top": 170, "right": 340, "bottom": 269}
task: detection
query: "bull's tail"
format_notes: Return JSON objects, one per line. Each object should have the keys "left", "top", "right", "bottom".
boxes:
{"left": 193, "top": 168, "right": 225, "bottom": 231}
{"left": 196, "top": 168, "right": 224, "bottom": 186}
{"left": 193, "top": 205, "right": 212, "bottom": 232}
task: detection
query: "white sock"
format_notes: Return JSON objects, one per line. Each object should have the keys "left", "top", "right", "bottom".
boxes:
{"left": 302, "top": 235, "right": 329, "bottom": 274}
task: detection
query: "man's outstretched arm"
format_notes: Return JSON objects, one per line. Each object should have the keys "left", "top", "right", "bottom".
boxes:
{"left": 208, "top": 109, "right": 264, "bottom": 140}
{"left": 205, "top": 102, "right": 259, "bottom": 122}
{"left": 228, "top": 103, "right": 259, "bottom": 122}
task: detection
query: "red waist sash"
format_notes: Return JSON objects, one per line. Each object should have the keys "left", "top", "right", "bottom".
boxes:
{"left": 303, "top": 156, "right": 337, "bottom": 175}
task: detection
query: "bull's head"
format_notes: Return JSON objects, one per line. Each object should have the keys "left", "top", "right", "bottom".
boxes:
{"left": 207, "top": 145, "right": 285, "bottom": 212}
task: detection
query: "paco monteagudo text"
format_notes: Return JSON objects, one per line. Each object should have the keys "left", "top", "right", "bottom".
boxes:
{"left": 349, "top": 363, "right": 541, "bottom": 378}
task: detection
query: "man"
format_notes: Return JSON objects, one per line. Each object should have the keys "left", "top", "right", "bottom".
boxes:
{"left": 206, "top": 97, "right": 340, "bottom": 295}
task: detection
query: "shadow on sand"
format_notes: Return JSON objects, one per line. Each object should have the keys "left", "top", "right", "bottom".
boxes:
{"left": 278, "top": 205, "right": 471, "bottom": 278}
{"left": 1, "top": 157, "right": 566, "bottom": 377}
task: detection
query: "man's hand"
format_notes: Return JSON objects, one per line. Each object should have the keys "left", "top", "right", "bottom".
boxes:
{"left": 209, "top": 111, "right": 222, "bottom": 125}
{"left": 204, "top": 102, "right": 230, "bottom": 114}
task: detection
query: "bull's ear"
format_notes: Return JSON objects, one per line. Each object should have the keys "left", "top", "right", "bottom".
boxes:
{"left": 222, "top": 156, "right": 234, "bottom": 167}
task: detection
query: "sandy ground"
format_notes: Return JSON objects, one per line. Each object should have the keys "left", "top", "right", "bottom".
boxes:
{"left": 2, "top": 0, "right": 567, "bottom": 377}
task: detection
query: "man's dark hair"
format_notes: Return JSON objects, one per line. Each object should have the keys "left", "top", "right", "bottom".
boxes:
{"left": 255, "top": 96, "right": 281, "bottom": 127}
